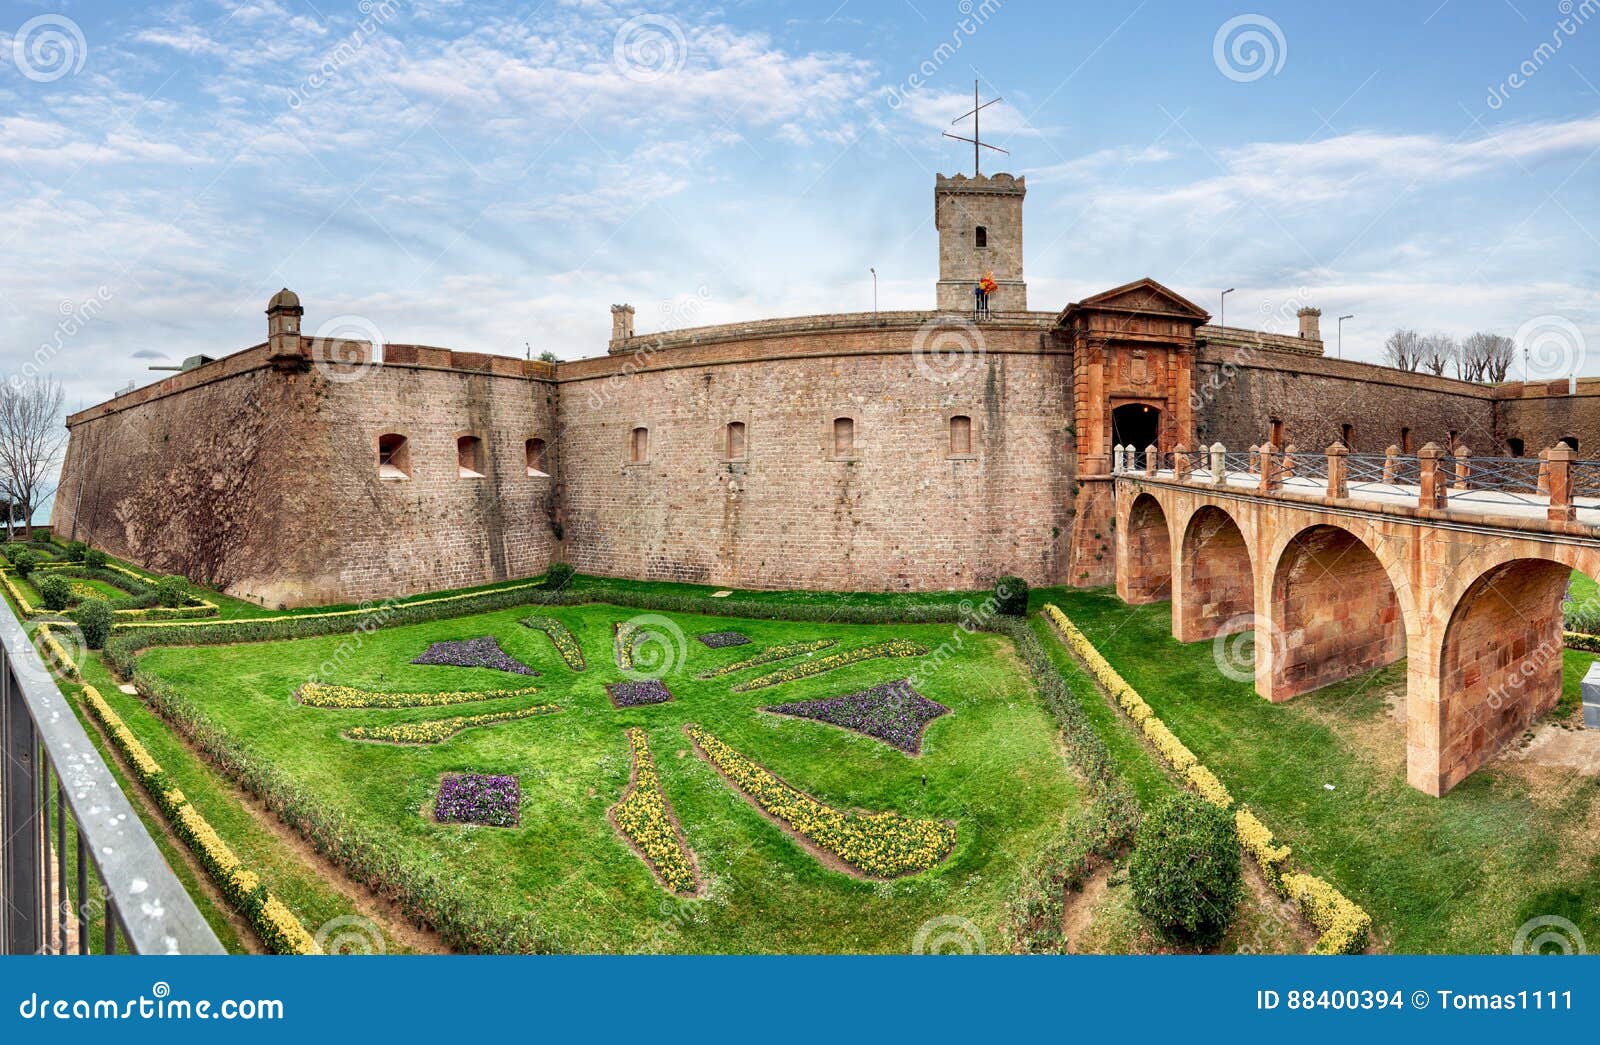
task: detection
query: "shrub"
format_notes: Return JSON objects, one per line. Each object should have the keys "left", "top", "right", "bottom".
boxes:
{"left": 10, "top": 548, "right": 37, "bottom": 577}
{"left": 83, "top": 547, "right": 108, "bottom": 569}
{"left": 1283, "top": 872, "right": 1372, "bottom": 954}
{"left": 75, "top": 598, "right": 115, "bottom": 649}
{"left": 155, "top": 574, "right": 190, "bottom": 607}
{"left": 1129, "top": 793, "right": 1243, "bottom": 948}
{"left": 544, "top": 562, "right": 575, "bottom": 590}
{"left": 64, "top": 540, "right": 87, "bottom": 562}
{"left": 0, "top": 542, "right": 23, "bottom": 564}
{"left": 35, "top": 574, "right": 72, "bottom": 612}
{"left": 995, "top": 575, "right": 1029, "bottom": 616}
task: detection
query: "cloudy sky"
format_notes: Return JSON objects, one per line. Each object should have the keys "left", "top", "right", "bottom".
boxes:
{"left": 2, "top": 0, "right": 1598, "bottom": 413}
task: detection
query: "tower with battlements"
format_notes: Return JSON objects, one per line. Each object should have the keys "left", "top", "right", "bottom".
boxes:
{"left": 935, "top": 173, "right": 1027, "bottom": 312}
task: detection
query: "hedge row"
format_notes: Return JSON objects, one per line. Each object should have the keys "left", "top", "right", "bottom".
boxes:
{"left": 34, "top": 624, "right": 80, "bottom": 680}
{"left": 79, "top": 685, "right": 316, "bottom": 954}
{"left": 1563, "top": 630, "right": 1600, "bottom": 653}
{"left": 1041, "top": 603, "right": 1372, "bottom": 955}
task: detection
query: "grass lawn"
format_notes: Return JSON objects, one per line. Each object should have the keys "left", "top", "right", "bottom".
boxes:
{"left": 132, "top": 601, "right": 1079, "bottom": 953}
{"left": 1044, "top": 586, "right": 1600, "bottom": 954}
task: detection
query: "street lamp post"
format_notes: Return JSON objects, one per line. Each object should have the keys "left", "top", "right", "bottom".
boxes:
{"left": 1220, "top": 288, "right": 1235, "bottom": 328}
{"left": 1337, "top": 314, "right": 1355, "bottom": 359}
{"left": 870, "top": 267, "right": 878, "bottom": 315}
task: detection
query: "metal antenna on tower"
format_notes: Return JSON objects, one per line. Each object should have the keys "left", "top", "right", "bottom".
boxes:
{"left": 944, "top": 79, "right": 1009, "bottom": 176}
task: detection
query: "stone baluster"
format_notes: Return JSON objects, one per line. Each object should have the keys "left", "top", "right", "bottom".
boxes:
{"left": 1382, "top": 444, "right": 1399, "bottom": 483}
{"left": 1417, "top": 442, "right": 1449, "bottom": 509}
{"left": 1173, "top": 444, "right": 1191, "bottom": 481}
{"left": 1280, "top": 444, "right": 1298, "bottom": 480}
{"left": 1112, "top": 444, "right": 1123, "bottom": 473}
{"left": 1247, "top": 443, "right": 1260, "bottom": 475}
{"left": 1453, "top": 444, "right": 1471, "bottom": 490}
{"left": 1548, "top": 442, "right": 1576, "bottom": 522}
{"left": 1145, "top": 443, "right": 1158, "bottom": 478}
{"left": 1258, "top": 442, "right": 1280, "bottom": 493}
{"left": 1537, "top": 447, "right": 1550, "bottom": 494}
{"left": 1326, "top": 441, "right": 1349, "bottom": 499}
{"left": 1210, "top": 442, "right": 1227, "bottom": 485}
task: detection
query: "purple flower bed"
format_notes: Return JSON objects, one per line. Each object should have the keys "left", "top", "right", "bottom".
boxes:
{"left": 412, "top": 636, "right": 538, "bottom": 676}
{"left": 766, "top": 679, "right": 950, "bottom": 754}
{"left": 697, "top": 630, "right": 752, "bottom": 649}
{"left": 434, "top": 773, "right": 521, "bottom": 827}
{"left": 606, "top": 679, "right": 673, "bottom": 707}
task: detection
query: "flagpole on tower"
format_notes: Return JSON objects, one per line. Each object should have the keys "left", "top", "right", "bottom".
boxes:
{"left": 944, "top": 79, "right": 1009, "bottom": 176}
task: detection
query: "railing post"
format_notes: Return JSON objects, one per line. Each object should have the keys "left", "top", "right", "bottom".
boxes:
{"left": 1210, "top": 442, "right": 1227, "bottom": 484}
{"left": 1417, "top": 442, "right": 1448, "bottom": 509}
{"left": 1247, "top": 443, "right": 1260, "bottom": 475}
{"left": 1144, "top": 443, "right": 1158, "bottom": 478}
{"left": 1258, "top": 442, "right": 1280, "bottom": 493}
{"left": 1326, "top": 441, "right": 1349, "bottom": 499}
{"left": 1453, "top": 444, "right": 1471, "bottom": 490}
{"left": 2, "top": 650, "right": 42, "bottom": 955}
{"left": 1537, "top": 447, "right": 1550, "bottom": 494}
{"left": 1383, "top": 443, "right": 1399, "bottom": 483}
{"left": 1280, "top": 444, "right": 1298, "bottom": 480}
{"left": 1548, "top": 442, "right": 1576, "bottom": 522}
{"left": 1173, "top": 443, "right": 1191, "bottom": 481}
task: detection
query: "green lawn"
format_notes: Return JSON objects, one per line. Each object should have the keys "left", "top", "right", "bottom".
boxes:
{"left": 132, "top": 601, "right": 1080, "bottom": 953}
{"left": 1044, "top": 586, "right": 1600, "bottom": 954}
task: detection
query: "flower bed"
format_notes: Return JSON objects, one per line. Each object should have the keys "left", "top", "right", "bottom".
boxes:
{"left": 520, "top": 615, "right": 586, "bottom": 670}
{"left": 686, "top": 724, "right": 955, "bottom": 878}
{"left": 434, "top": 773, "right": 521, "bottom": 827}
{"left": 297, "top": 682, "right": 540, "bottom": 709}
{"left": 79, "top": 685, "right": 317, "bottom": 954}
{"left": 610, "top": 728, "right": 699, "bottom": 895}
{"left": 766, "top": 679, "right": 949, "bottom": 754}
{"left": 605, "top": 679, "right": 672, "bottom": 708}
{"left": 696, "top": 630, "right": 750, "bottom": 649}
{"left": 729, "top": 640, "right": 928, "bottom": 692}
{"left": 411, "top": 636, "right": 538, "bottom": 676}
{"left": 344, "top": 703, "right": 559, "bottom": 744}
{"left": 33, "top": 624, "right": 80, "bottom": 680}
{"left": 695, "top": 639, "right": 837, "bottom": 679}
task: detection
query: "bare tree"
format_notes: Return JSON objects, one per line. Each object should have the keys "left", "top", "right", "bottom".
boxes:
{"left": 0, "top": 377, "right": 67, "bottom": 539}
{"left": 1461, "top": 332, "right": 1515, "bottom": 383}
{"left": 1382, "top": 328, "right": 1423, "bottom": 371}
{"left": 1419, "top": 333, "right": 1457, "bottom": 377}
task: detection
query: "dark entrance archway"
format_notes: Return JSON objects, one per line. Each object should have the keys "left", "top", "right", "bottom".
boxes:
{"left": 1111, "top": 402, "right": 1161, "bottom": 453}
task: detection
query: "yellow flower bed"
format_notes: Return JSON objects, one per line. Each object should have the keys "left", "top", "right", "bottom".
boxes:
{"left": 34, "top": 624, "right": 80, "bottom": 680}
{"left": 344, "top": 703, "right": 560, "bottom": 744}
{"left": 1235, "top": 806, "right": 1291, "bottom": 894}
{"left": 1283, "top": 872, "right": 1372, "bottom": 954}
{"left": 1184, "top": 763, "right": 1233, "bottom": 809}
{"left": 296, "top": 681, "right": 540, "bottom": 709}
{"left": 2, "top": 570, "right": 39, "bottom": 616}
{"left": 729, "top": 640, "right": 929, "bottom": 693}
{"left": 520, "top": 615, "right": 587, "bottom": 671}
{"left": 80, "top": 685, "right": 317, "bottom": 954}
{"left": 695, "top": 639, "right": 838, "bottom": 680}
{"left": 686, "top": 724, "right": 955, "bottom": 878}
{"left": 611, "top": 728, "right": 698, "bottom": 895}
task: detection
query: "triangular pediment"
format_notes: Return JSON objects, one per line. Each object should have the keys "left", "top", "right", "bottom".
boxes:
{"left": 1062, "top": 278, "right": 1210, "bottom": 322}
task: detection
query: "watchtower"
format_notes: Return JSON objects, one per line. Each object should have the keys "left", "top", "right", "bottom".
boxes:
{"left": 935, "top": 173, "right": 1027, "bottom": 312}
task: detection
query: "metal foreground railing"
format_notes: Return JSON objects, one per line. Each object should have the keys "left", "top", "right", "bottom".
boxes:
{"left": 0, "top": 598, "right": 222, "bottom": 954}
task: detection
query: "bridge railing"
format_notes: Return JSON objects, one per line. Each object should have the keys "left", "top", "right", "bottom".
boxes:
{"left": 1, "top": 597, "right": 222, "bottom": 954}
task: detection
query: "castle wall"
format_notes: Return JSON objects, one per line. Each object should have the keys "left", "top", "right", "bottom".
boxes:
{"left": 555, "top": 314, "right": 1076, "bottom": 591}
{"left": 1194, "top": 345, "right": 1499, "bottom": 455}
{"left": 1495, "top": 379, "right": 1600, "bottom": 456}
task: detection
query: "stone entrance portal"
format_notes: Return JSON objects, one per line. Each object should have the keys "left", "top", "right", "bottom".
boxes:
{"left": 1111, "top": 402, "right": 1162, "bottom": 454}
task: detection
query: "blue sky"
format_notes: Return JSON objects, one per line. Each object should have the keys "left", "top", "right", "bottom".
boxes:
{"left": 2, "top": 0, "right": 1598, "bottom": 413}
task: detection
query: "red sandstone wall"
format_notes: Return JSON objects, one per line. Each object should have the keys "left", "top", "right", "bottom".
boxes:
{"left": 1495, "top": 380, "right": 1600, "bottom": 456}
{"left": 555, "top": 324, "right": 1077, "bottom": 591}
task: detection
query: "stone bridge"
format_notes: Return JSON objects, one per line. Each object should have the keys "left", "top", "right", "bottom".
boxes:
{"left": 1112, "top": 440, "right": 1600, "bottom": 795}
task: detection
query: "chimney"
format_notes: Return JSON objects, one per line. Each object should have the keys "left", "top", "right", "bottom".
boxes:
{"left": 266, "top": 288, "right": 306, "bottom": 368}
{"left": 610, "top": 304, "right": 636, "bottom": 347}
{"left": 1297, "top": 306, "right": 1322, "bottom": 342}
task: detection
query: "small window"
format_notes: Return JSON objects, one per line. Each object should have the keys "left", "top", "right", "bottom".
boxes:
{"left": 1562, "top": 436, "right": 1579, "bottom": 452}
{"left": 1448, "top": 430, "right": 1459, "bottom": 451}
{"left": 526, "top": 437, "right": 548, "bottom": 477}
{"left": 629, "top": 426, "right": 649, "bottom": 464}
{"left": 1269, "top": 417, "right": 1284, "bottom": 447}
{"left": 950, "top": 415, "right": 973, "bottom": 455}
{"left": 724, "top": 421, "right": 747, "bottom": 461}
{"left": 1340, "top": 423, "right": 1353, "bottom": 447}
{"left": 456, "top": 435, "right": 485, "bottom": 478}
{"left": 377, "top": 433, "right": 410, "bottom": 480}
{"left": 975, "top": 225, "right": 988, "bottom": 248}
{"left": 832, "top": 417, "right": 855, "bottom": 459}
{"left": 1400, "top": 427, "right": 1412, "bottom": 453}
{"left": 1507, "top": 438, "right": 1525, "bottom": 457}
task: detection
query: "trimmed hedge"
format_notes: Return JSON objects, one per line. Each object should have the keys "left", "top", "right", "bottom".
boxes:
{"left": 1130, "top": 792, "right": 1243, "bottom": 947}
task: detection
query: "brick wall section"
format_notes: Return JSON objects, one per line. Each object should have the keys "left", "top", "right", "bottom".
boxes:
{"left": 1174, "top": 505, "right": 1253, "bottom": 642}
{"left": 1115, "top": 493, "right": 1172, "bottom": 603}
{"left": 1495, "top": 378, "right": 1600, "bottom": 456}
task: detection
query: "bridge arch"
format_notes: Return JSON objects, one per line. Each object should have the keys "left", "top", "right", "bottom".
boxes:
{"left": 1260, "top": 523, "right": 1412, "bottom": 702}
{"left": 1117, "top": 492, "right": 1173, "bottom": 604}
{"left": 1174, "top": 504, "right": 1256, "bottom": 642}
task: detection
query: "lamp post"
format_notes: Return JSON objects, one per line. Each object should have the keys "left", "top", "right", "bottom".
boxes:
{"left": 1337, "top": 314, "right": 1354, "bottom": 359}
{"left": 869, "top": 267, "right": 878, "bottom": 315}
{"left": 1220, "top": 288, "right": 1235, "bottom": 328}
